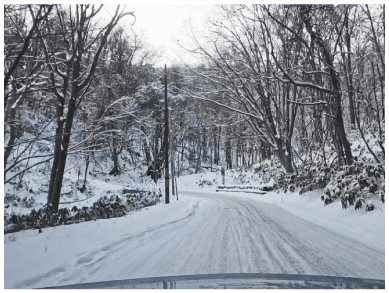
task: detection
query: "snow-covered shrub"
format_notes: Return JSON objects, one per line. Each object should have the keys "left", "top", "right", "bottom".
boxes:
{"left": 255, "top": 166, "right": 278, "bottom": 185}
{"left": 4, "top": 189, "right": 162, "bottom": 234}
{"left": 4, "top": 193, "right": 18, "bottom": 204}
{"left": 273, "top": 160, "right": 331, "bottom": 194}
{"left": 233, "top": 172, "right": 252, "bottom": 184}
{"left": 198, "top": 179, "right": 213, "bottom": 187}
{"left": 135, "top": 195, "right": 158, "bottom": 209}
{"left": 21, "top": 196, "right": 35, "bottom": 208}
{"left": 321, "top": 161, "right": 385, "bottom": 210}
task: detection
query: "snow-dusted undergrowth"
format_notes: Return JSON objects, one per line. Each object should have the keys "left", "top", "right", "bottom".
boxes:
{"left": 4, "top": 114, "right": 385, "bottom": 236}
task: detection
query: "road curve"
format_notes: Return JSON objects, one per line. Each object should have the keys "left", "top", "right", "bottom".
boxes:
{"left": 9, "top": 190, "right": 385, "bottom": 288}
{"left": 124, "top": 191, "right": 384, "bottom": 281}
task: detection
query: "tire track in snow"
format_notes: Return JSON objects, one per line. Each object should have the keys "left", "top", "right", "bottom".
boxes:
{"left": 49, "top": 199, "right": 202, "bottom": 287}
{"left": 236, "top": 199, "right": 356, "bottom": 276}
{"left": 14, "top": 267, "right": 66, "bottom": 289}
{"left": 234, "top": 199, "right": 323, "bottom": 276}
{"left": 230, "top": 198, "right": 291, "bottom": 274}
{"left": 232, "top": 196, "right": 384, "bottom": 279}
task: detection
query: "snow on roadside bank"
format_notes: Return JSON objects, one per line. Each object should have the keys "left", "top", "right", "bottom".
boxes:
{"left": 4, "top": 166, "right": 164, "bottom": 226}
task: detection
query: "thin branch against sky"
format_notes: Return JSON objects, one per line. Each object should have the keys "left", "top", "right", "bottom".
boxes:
{"left": 103, "top": 4, "right": 217, "bottom": 67}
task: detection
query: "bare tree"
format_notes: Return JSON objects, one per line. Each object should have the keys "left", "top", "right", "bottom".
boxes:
{"left": 179, "top": 5, "right": 302, "bottom": 172}
{"left": 4, "top": 5, "right": 53, "bottom": 171}
{"left": 34, "top": 4, "right": 134, "bottom": 212}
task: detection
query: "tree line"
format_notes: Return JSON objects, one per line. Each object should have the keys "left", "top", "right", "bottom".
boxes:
{"left": 4, "top": 4, "right": 385, "bottom": 212}
{"left": 178, "top": 4, "right": 384, "bottom": 173}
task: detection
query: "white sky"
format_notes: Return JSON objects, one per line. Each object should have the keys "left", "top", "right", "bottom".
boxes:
{"left": 105, "top": 4, "right": 217, "bottom": 67}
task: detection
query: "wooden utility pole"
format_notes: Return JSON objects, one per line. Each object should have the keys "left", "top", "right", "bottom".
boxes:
{"left": 170, "top": 113, "right": 175, "bottom": 197}
{"left": 153, "top": 91, "right": 158, "bottom": 183}
{"left": 171, "top": 153, "right": 175, "bottom": 196}
{"left": 164, "top": 64, "right": 169, "bottom": 204}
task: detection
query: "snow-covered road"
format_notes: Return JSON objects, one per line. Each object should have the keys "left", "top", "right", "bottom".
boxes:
{"left": 4, "top": 190, "right": 384, "bottom": 288}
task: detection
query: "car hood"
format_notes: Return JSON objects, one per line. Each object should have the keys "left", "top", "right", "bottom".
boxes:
{"left": 43, "top": 273, "right": 384, "bottom": 289}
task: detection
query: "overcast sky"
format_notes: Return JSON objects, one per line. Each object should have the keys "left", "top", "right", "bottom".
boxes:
{"left": 105, "top": 4, "right": 217, "bottom": 67}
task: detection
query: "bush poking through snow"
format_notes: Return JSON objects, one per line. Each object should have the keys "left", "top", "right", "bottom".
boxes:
{"left": 4, "top": 190, "right": 161, "bottom": 235}
{"left": 262, "top": 186, "right": 274, "bottom": 192}
{"left": 198, "top": 179, "right": 213, "bottom": 187}
{"left": 324, "top": 198, "right": 333, "bottom": 205}
{"left": 275, "top": 164, "right": 331, "bottom": 195}
{"left": 321, "top": 162, "right": 385, "bottom": 210}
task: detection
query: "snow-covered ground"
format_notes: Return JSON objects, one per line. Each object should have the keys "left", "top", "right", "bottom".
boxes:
{"left": 4, "top": 194, "right": 193, "bottom": 288}
{"left": 4, "top": 169, "right": 385, "bottom": 289}
{"left": 4, "top": 165, "right": 161, "bottom": 220}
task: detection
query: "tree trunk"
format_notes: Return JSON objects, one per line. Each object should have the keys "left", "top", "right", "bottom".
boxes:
{"left": 181, "top": 139, "right": 184, "bottom": 170}
{"left": 300, "top": 104, "right": 307, "bottom": 149}
{"left": 4, "top": 92, "right": 21, "bottom": 173}
{"left": 4, "top": 124, "right": 17, "bottom": 178}
{"left": 4, "top": 91, "right": 27, "bottom": 178}
{"left": 195, "top": 135, "right": 202, "bottom": 173}
{"left": 153, "top": 124, "right": 159, "bottom": 182}
{"left": 302, "top": 5, "right": 353, "bottom": 165}
{"left": 47, "top": 104, "right": 64, "bottom": 205}
{"left": 80, "top": 151, "right": 91, "bottom": 193}
{"left": 213, "top": 126, "right": 217, "bottom": 164}
{"left": 109, "top": 148, "right": 121, "bottom": 175}
{"left": 142, "top": 125, "right": 151, "bottom": 163}
{"left": 275, "top": 137, "right": 294, "bottom": 173}
{"left": 217, "top": 126, "right": 221, "bottom": 163}
{"left": 313, "top": 102, "right": 323, "bottom": 144}
{"left": 48, "top": 76, "right": 79, "bottom": 212}
{"left": 164, "top": 65, "right": 169, "bottom": 204}
{"left": 261, "top": 141, "right": 267, "bottom": 160}
{"left": 171, "top": 152, "right": 175, "bottom": 196}
{"left": 344, "top": 7, "right": 356, "bottom": 127}
{"left": 226, "top": 133, "right": 232, "bottom": 169}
